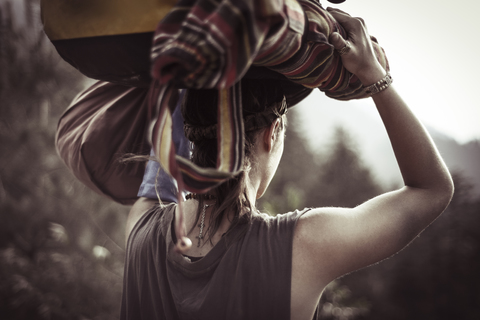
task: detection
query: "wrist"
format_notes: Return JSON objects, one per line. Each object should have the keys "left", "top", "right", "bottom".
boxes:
{"left": 363, "top": 72, "right": 392, "bottom": 96}
{"left": 357, "top": 66, "right": 387, "bottom": 86}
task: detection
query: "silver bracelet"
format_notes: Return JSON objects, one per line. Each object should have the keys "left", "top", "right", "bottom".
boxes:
{"left": 363, "top": 72, "right": 393, "bottom": 96}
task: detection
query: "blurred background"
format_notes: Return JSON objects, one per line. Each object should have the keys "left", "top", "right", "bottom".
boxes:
{"left": 1, "top": 0, "right": 479, "bottom": 319}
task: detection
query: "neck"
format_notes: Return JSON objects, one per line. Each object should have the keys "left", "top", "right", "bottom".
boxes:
{"left": 244, "top": 169, "right": 260, "bottom": 212}
{"left": 184, "top": 198, "right": 230, "bottom": 250}
{"left": 183, "top": 166, "right": 261, "bottom": 248}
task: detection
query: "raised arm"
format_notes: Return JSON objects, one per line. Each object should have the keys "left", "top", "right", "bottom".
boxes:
{"left": 292, "top": 8, "right": 454, "bottom": 296}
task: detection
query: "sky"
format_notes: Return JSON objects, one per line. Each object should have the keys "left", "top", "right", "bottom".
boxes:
{"left": 299, "top": 0, "right": 480, "bottom": 144}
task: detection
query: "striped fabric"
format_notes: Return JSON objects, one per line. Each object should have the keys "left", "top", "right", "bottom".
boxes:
{"left": 149, "top": 0, "right": 389, "bottom": 194}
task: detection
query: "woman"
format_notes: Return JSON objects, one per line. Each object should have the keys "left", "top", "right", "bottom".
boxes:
{"left": 122, "top": 8, "right": 454, "bottom": 320}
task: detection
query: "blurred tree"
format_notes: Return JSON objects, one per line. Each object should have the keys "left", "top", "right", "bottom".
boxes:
{"left": 261, "top": 114, "right": 382, "bottom": 211}
{"left": 305, "top": 126, "right": 382, "bottom": 208}
{"left": 385, "top": 174, "right": 480, "bottom": 320}
{"left": 318, "top": 280, "right": 370, "bottom": 320}
{"left": 0, "top": 1, "right": 128, "bottom": 318}
{"left": 339, "top": 174, "right": 480, "bottom": 320}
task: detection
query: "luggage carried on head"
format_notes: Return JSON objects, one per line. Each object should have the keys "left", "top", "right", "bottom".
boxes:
{"left": 43, "top": 0, "right": 388, "bottom": 204}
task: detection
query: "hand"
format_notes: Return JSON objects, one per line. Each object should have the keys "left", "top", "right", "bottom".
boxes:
{"left": 327, "top": 8, "right": 386, "bottom": 85}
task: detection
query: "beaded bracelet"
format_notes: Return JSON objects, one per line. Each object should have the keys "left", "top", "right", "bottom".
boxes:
{"left": 363, "top": 72, "right": 393, "bottom": 96}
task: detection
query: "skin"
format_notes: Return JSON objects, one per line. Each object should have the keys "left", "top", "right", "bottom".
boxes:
{"left": 126, "top": 7, "right": 454, "bottom": 320}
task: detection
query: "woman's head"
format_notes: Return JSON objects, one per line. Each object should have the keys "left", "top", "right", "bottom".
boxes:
{"left": 182, "top": 79, "right": 287, "bottom": 172}
{"left": 181, "top": 79, "right": 288, "bottom": 240}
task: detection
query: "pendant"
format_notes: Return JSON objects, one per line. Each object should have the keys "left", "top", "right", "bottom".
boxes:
{"left": 196, "top": 234, "right": 204, "bottom": 247}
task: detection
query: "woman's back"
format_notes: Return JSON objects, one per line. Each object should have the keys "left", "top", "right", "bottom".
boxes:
{"left": 122, "top": 204, "right": 315, "bottom": 320}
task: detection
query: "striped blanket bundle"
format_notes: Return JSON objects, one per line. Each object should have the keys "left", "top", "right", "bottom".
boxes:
{"left": 149, "top": 0, "right": 389, "bottom": 195}
{"left": 148, "top": 0, "right": 389, "bottom": 249}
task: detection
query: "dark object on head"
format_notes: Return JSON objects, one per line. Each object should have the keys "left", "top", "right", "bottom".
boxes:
{"left": 182, "top": 79, "right": 288, "bottom": 142}
{"left": 327, "top": 0, "right": 346, "bottom": 3}
{"left": 182, "top": 78, "right": 288, "bottom": 168}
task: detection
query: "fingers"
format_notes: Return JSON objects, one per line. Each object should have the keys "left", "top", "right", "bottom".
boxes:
{"left": 326, "top": 7, "right": 352, "bottom": 20}
{"left": 325, "top": 7, "right": 382, "bottom": 80}
{"left": 327, "top": 7, "right": 366, "bottom": 30}
{"left": 326, "top": 7, "right": 351, "bottom": 47}
{"left": 326, "top": 7, "right": 350, "bottom": 14}
{"left": 329, "top": 32, "right": 347, "bottom": 51}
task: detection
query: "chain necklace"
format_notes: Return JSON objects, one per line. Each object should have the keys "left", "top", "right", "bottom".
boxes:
{"left": 196, "top": 203, "right": 214, "bottom": 247}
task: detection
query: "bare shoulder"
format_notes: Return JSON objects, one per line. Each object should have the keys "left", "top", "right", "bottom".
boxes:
{"left": 291, "top": 207, "right": 346, "bottom": 319}
{"left": 293, "top": 207, "right": 351, "bottom": 280}
{"left": 125, "top": 197, "right": 161, "bottom": 244}
{"left": 295, "top": 206, "right": 358, "bottom": 248}
{"left": 291, "top": 204, "right": 396, "bottom": 319}
{"left": 297, "top": 206, "right": 346, "bottom": 231}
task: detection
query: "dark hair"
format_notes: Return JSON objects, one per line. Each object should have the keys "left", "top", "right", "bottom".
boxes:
{"left": 182, "top": 79, "right": 287, "bottom": 244}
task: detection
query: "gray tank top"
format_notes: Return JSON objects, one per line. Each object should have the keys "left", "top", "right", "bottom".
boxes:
{"left": 121, "top": 203, "right": 313, "bottom": 320}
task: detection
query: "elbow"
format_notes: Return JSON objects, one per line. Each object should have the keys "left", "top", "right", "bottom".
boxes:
{"left": 442, "top": 168, "right": 455, "bottom": 201}
{"left": 446, "top": 174, "right": 455, "bottom": 198}
{"left": 428, "top": 164, "right": 455, "bottom": 212}
{"left": 415, "top": 172, "right": 455, "bottom": 220}
{"left": 434, "top": 173, "right": 455, "bottom": 214}
{"left": 444, "top": 175, "right": 455, "bottom": 205}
